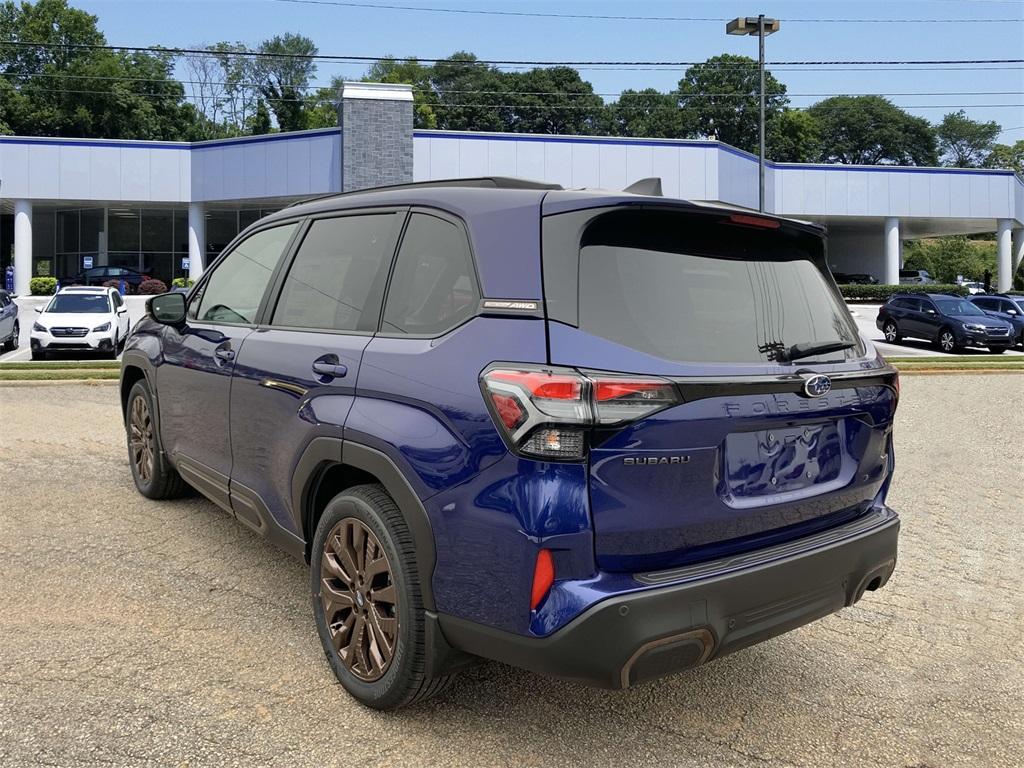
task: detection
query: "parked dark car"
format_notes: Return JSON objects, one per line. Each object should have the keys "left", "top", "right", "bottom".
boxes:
{"left": 72, "top": 265, "right": 149, "bottom": 289}
{"left": 876, "top": 293, "right": 1015, "bottom": 353}
{"left": 832, "top": 272, "right": 878, "bottom": 285}
{"left": 0, "top": 289, "right": 18, "bottom": 352}
{"left": 121, "top": 177, "right": 900, "bottom": 709}
{"left": 969, "top": 294, "right": 1024, "bottom": 347}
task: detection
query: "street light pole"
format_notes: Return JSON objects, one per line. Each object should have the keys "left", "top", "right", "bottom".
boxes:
{"left": 726, "top": 15, "right": 780, "bottom": 213}
{"left": 758, "top": 14, "right": 765, "bottom": 213}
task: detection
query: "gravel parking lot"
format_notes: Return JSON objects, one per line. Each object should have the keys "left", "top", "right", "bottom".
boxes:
{"left": 1, "top": 377, "right": 1022, "bottom": 767}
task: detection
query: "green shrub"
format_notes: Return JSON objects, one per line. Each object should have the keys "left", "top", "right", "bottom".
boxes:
{"left": 838, "top": 283, "right": 969, "bottom": 302}
{"left": 171, "top": 277, "right": 194, "bottom": 289}
{"left": 137, "top": 278, "right": 168, "bottom": 295}
{"left": 903, "top": 237, "right": 996, "bottom": 283}
{"left": 29, "top": 277, "right": 57, "bottom": 295}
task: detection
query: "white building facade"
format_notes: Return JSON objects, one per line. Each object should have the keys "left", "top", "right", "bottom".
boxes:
{"left": 2, "top": 82, "right": 1022, "bottom": 296}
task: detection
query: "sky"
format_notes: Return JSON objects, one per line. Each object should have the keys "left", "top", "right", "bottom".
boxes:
{"left": 73, "top": 0, "right": 1024, "bottom": 141}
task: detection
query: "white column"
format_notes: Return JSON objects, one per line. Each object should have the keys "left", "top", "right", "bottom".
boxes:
{"left": 13, "top": 200, "right": 32, "bottom": 296}
{"left": 187, "top": 202, "right": 205, "bottom": 282}
{"left": 1012, "top": 228, "right": 1024, "bottom": 280}
{"left": 883, "top": 217, "right": 900, "bottom": 285}
{"left": 996, "top": 219, "right": 1012, "bottom": 292}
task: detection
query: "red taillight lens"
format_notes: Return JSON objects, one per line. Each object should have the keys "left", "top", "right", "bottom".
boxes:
{"left": 530, "top": 549, "right": 555, "bottom": 610}
{"left": 480, "top": 366, "right": 680, "bottom": 460}
{"left": 490, "top": 392, "right": 527, "bottom": 430}
{"left": 487, "top": 370, "right": 582, "bottom": 400}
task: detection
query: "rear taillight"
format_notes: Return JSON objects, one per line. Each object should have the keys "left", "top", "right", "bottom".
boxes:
{"left": 481, "top": 365, "right": 680, "bottom": 460}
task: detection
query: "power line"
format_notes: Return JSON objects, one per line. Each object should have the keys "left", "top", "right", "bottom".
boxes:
{"left": 3, "top": 71, "right": 1020, "bottom": 99}
{"left": 267, "top": 0, "right": 1024, "bottom": 24}
{"left": 1, "top": 40, "right": 1021, "bottom": 68}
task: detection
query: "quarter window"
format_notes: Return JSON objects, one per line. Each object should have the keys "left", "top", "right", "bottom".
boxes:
{"left": 192, "top": 223, "right": 297, "bottom": 324}
{"left": 382, "top": 213, "right": 479, "bottom": 336}
{"left": 271, "top": 213, "right": 403, "bottom": 332}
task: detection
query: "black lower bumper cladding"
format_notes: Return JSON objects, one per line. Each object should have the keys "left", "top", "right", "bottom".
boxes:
{"left": 438, "top": 507, "right": 899, "bottom": 689}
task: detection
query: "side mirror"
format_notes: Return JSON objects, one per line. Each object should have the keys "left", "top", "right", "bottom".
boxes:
{"left": 1007, "top": 309, "right": 1019, "bottom": 316}
{"left": 926, "top": 309, "right": 937, "bottom": 315}
{"left": 149, "top": 292, "right": 186, "bottom": 325}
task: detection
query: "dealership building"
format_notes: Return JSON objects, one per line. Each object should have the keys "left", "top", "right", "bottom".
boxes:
{"left": 1, "top": 81, "right": 1022, "bottom": 296}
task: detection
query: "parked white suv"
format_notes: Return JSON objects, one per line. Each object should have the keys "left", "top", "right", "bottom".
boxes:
{"left": 30, "top": 286, "right": 130, "bottom": 360}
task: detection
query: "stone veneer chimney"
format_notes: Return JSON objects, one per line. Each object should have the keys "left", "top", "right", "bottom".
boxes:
{"left": 339, "top": 82, "right": 414, "bottom": 192}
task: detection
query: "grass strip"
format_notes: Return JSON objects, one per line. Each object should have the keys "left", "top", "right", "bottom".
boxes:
{"left": 885, "top": 355, "right": 1023, "bottom": 364}
{"left": 0, "top": 361, "right": 121, "bottom": 370}
{"left": 0, "top": 369, "right": 120, "bottom": 381}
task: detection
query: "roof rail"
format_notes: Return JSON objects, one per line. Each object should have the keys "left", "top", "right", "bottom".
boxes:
{"left": 287, "top": 176, "right": 562, "bottom": 207}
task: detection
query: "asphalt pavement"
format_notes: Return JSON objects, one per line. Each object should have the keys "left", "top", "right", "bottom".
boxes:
{"left": 0, "top": 376, "right": 1022, "bottom": 767}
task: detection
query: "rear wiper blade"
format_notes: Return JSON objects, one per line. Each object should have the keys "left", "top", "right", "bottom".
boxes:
{"left": 781, "top": 340, "right": 856, "bottom": 362}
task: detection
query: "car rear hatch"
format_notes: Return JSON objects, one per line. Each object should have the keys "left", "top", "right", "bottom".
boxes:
{"left": 540, "top": 201, "right": 898, "bottom": 573}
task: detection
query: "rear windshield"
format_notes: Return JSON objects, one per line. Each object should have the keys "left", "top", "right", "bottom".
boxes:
{"left": 46, "top": 294, "right": 111, "bottom": 313}
{"left": 545, "top": 208, "right": 861, "bottom": 364}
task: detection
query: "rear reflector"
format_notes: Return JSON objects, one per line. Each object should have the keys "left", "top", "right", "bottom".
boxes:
{"left": 530, "top": 549, "right": 555, "bottom": 610}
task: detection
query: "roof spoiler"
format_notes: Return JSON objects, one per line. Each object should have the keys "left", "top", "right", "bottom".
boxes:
{"left": 623, "top": 177, "right": 663, "bottom": 196}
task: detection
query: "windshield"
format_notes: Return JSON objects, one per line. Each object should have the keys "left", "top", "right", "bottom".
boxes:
{"left": 935, "top": 298, "right": 984, "bottom": 316}
{"left": 562, "top": 209, "right": 861, "bottom": 364}
{"left": 45, "top": 294, "right": 111, "bottom": 314}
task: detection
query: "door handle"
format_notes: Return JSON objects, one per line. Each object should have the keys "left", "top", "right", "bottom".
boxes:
{"left": 214, "top": 345, "right": 235, "bottom": 363}
{"left": 312, "top": 357, "right": 347, "bottom": 379}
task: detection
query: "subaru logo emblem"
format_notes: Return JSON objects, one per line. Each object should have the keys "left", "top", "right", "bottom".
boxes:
{"left": 802, "top": 374, "right": 832, "bottom": 398}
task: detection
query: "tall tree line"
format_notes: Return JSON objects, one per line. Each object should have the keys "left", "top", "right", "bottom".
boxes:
{"left": 0, "top": 1, "right": 1020, "bottom": 174}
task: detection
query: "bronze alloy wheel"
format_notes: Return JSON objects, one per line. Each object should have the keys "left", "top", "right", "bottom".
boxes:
{"left": 320, "top": 517, "right": 399, "bottom": 682}
{"left": 129, "top": 394, "right": 155, "bottom": 484}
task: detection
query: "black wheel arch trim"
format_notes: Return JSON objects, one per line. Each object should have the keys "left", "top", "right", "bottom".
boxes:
{"left": 293, "top": 437, "right": 438, "bottom": 611}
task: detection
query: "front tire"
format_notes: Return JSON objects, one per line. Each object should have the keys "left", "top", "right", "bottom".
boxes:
{"left": 988, "top": 347, "right": 1006, "bottom": 354}
{"left": 30, "top": 347, "right": 45, "bottom": 361}
{"left": 126, "top": 379, "right": 185, "bottom": 499}
{"left": 882, "top": 321, "right": 901, "bottom": 344}
{"left": 311, "top": 485, "right": 453, "bottom": 710}
{"left": 937, "top": 328, "right": 960, "bottom": 353}
{"left": 106, "top": 332, "right": 119, "bottom": 359}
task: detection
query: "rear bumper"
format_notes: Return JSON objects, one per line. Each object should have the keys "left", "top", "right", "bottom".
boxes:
{"left": 438, "top": 507, "right": 898, "bottom": 689}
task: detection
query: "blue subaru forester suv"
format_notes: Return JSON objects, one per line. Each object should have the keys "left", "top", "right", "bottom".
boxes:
{"left": 121, "top": 178, "right": 900, "bottom": 709}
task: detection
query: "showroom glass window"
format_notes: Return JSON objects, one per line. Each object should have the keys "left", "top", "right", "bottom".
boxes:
{"left": 191, "top": 223, "right": 298, "bottom": 324}
{"left": 271, "top": 213, "right": 404, "bottom": 331}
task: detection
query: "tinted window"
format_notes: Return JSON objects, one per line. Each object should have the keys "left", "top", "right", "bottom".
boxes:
{"left": 935, "top": 297, "right": 984, "bottom": 316}
{"left": 973, "top": 298, "right": 994, "bottom": 310}
{"left": 382, "top": 213, "right": 479, "bottom": 335}
{"left": 271, "top": 213, "right": 402, "bottom": 331}
{"left": 46, "top": 293, "right": 111, "bottom": 314}
{"left": 560, "top": 209, "right": 860, "bottom": 364}
{"left": 194, "top": 223, "right": 297, "bottom": 324}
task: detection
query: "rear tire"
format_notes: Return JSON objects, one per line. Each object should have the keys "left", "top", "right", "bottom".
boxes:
{"left": 988, "top": 347, "right": 1006, "bottom": 354}
{"left": 126, "top": 379, "right": 186, "bottom": 499}
{"left": 311, "top": 484, "right": 454, "bottom": 710}
{"left": 1, "top": 322, "right": 18, "bottom": 352}
{"left": 882, "top": 321, "right": 901, "bottom": 344}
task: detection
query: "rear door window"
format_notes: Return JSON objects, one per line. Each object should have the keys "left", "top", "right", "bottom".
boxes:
{"left": 545, "top": 208, "right": 861, "bottom": 364}
{"left": 381, "top": 212, "right": 480, "bottom": 336}
{"left": 271, "top": 212, "right": 403, "bottom": 332}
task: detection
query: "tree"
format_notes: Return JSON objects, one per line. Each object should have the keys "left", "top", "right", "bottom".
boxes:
{"left": 0, "top": 0, "right": 205, "bottom": 140}
{"left": 213, "top": 42, "right": 259, "bottom": 133}
{"left": 430, "top": 52, "right": 510, "bottom": 132}
{"left": 248, "top": 99, "right": 272, "bottom": 135}
{"left": 808, "top": 96, "right": 938, "bottom": 166}
{"left": 365, "top": 57, "right": 437, "bottom": 128}
{"left": 609, "top": 88, "right": 682, "bottom": 138}
{"left": 676, "top": 54, "right": 787, "bottom": 153}
{"left": 181, "top": 46, "right": 228, "bottom": 136}
{"left": 767, "top": 109, "right": 821, "bottom": 162}
{"left": 984, "top": 140, "right": 1024, "bottom": 176}
{"left": 936, "top": 110, "right": 1000, "bottom": 167}
{"left": 903, "top": 237, "right": 996, "bottom": 283}
{"left": 503, "top": 67, "right": 606, "bottom": 135}
{"left": 254, "top": 33, "right": 317, "bottom": 132}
